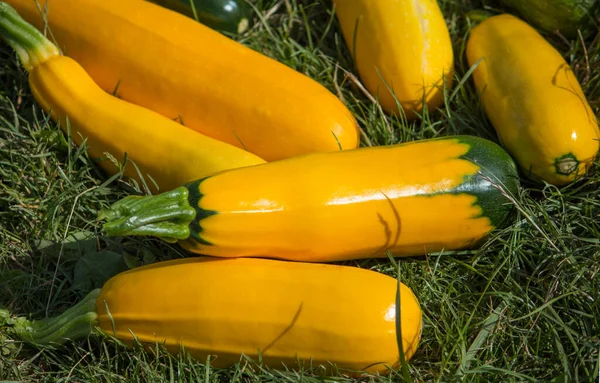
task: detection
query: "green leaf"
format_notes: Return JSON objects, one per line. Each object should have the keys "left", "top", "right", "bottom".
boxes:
{"left": 0, "top": 309, "right": 14, "bottom": 326}
{"left": 123, "top": 252, "right": 140, "bottom": 269}
{"left": 142, "top": 248, "right": 157, "bottom": 265}
{"left": 34, "top": 230, "right": 100, "bottom": 263}
{"left": 34, "top": 239, "right": 56, "bottom": 251}
{"left": 0, "top": 332, "right": 17, "bottom": 357}
{"left": 72, "top": 250, "right": 129, "bottom": 291}
{"left": 62, "top": 230, "right": 98, "bottom": 253}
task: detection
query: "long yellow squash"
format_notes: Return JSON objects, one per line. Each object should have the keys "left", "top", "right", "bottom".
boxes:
{"left": 3, "top": 0, "right": 360, "bottom": 161}
{"left": 0, "top": 2, "right": 265, "bottom": 193}
{"left": 9, "top": 257, "right": 423, "bottom": 376}
{"left": 467, "top": 14, "right": 600, "bottom": 185}
{"left": 333, "top": 0, "right": 454, "bottom": 118}
{"left": 100, "top": 135, "right": 520, "bottom": 262}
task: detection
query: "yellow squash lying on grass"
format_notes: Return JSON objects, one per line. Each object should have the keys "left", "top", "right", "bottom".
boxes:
{"left": 8, "top": 257, "right": 423, "bottom": 377}
{"left": 467, "top": 14, "right": 600, "bottom": 185}
{"left": 100, "top": 135, "right": 520, "bottom": 262}
{"left": 0, "top": 3, "right": 265, "bottom": 193}
{"left": 4, "top": 0, "right": 360, "bottom": 161}
{"left": 333, "top": 0, "right": 454, "bottom": 118}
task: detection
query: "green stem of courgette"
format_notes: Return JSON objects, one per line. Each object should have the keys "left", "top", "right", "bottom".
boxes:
{"left": 2, "top": 289, "right": 101, "bottom": 346}
{"left": 98, "top": 186, "right": 195, "bottom": 243}
{"left": 0, "top": 2, "right": 60, "bottom": 71}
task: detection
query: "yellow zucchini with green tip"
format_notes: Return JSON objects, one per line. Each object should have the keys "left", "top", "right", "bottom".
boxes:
{"left": 6, "top": 257, "right": 423, "bottom": 377}
{"left": 467, "top": 14, "right": 600, "bottom": 185}
{"left": 99, "top": 135, "right": 520, "bottom": 262}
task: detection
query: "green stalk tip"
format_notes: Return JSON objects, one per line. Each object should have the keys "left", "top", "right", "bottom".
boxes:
{"left": 0, "top": 1, "right": 60, "bottom": 71}
{"left": 99, "top": 186, "right": 196, "bottom": 243}
{"left": 10, "top": 289, "right": 101, "bottom": 346}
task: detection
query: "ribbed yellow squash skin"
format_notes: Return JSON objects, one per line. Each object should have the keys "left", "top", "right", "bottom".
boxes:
{"left": 466, "top": 14, "right": 600, "bottom": 185}
{"left": 96, "top": 257, "right": 423, "bottom": 376}
{"left": 333, "top": 0, "right": 454, "bottom": 118}
{"left": 5, "top": 0, "right": 360, "bottom": 161}
{"left": 29, "top": 56, "right": 265, "bottom": 192}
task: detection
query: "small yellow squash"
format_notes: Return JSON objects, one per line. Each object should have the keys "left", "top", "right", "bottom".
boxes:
{"left": 466, "top": 14, "right": 600, "bottom": 185}
{"left": 333, "top": 0, "right": 454, "bottom": 118}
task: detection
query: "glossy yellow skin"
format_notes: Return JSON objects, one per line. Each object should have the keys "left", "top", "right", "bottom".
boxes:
{"left": 467, "top": 14, "right": 600, "bottom": 185}
{"left": 333, "top": 0, "right": 454, "bottom": 118}
{"left": 30, "top": 56, "right": 265, "bottom": 192}
{"left": 6, "top": 0, "right": 360, "bottom": 161}
{"left": 96, "top": 257, "right": 423, "bottom": 376}
{"left": 182, "top": 138, "right": 494, "bottom": 261}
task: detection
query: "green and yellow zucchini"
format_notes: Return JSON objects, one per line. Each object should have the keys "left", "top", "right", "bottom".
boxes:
{"left": 99, "top": 135, "right": 520, "bottom": 262}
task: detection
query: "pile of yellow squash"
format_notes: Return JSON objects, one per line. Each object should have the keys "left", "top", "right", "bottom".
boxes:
{"left": 0, "top": 0, "right": 598, "bottom": 378}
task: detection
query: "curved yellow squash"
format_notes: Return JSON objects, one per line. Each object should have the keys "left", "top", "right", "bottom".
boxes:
{"left": 0, "top": 2, "right": 265, "bottom": 192}
{"left": 30, "top": 56, "right": 265, "bottom": 192}
{"left": 0, "top": 2, "right": 266, "bottom": 193}
{"left": 4, "top": 0, "right": 360, "bottom": 161}
{"left": 96, "top": 257, "right": 423, "bottom": 376}
{"left": 333, "top": 0, "right": 454, "bottom": 118}
{"left": 466, "top": 14, "right": 600, "bottom": 185}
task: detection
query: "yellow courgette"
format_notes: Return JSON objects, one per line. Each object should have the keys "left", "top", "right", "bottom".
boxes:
{"left": 4, "top": 0, "right": 360, "bottom": 161}
{"left": 8, "top": 257, "right": 423, "bottom": 376}
{"left": 0, "top": 3, "right": 265, "bottom": 193}
{"left": 467, "top": 14, "right": 600, "bottom": 185}
{"left": 333, "top": 0, "right": 454, "bottom": 118}
{"left": 100, "top": 135, "right": 520, "bottom": 262}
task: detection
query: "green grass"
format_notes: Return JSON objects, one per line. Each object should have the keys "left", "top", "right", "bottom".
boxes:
{"left": 1, "top": 0, "right": 600, "bottom": 382}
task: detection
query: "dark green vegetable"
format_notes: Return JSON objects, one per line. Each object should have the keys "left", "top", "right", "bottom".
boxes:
{"left": 500, "top": 0, "right": 598, "bottom": 38}
{"left": 148, "top": 0, "right": 251, "bottom": 34}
